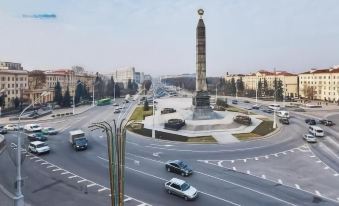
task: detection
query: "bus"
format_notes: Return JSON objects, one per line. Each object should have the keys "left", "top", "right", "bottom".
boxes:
{"left": 96, "top": 98, "right": 112, "bottom": 106}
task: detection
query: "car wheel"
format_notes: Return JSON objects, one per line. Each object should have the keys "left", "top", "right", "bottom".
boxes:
{"left": 181, "top": 172, "right": 185, "bottom": 176}
{"left": 167, "top": 167, "right": 171, "bottom": 172}
{"left": 167, "top": 189, "right": 171, "bottom": 194}
{"left": 184, "top": 196, "right": 188, "bottom": 201}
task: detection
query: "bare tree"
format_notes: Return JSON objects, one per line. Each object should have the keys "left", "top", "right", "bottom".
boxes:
{"left": 28, "top": 70, "right": 46, "bottom": 89}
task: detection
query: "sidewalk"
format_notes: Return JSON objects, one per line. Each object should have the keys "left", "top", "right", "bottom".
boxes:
{"left": 0, "top": 104, "right": 93, "bottom": 125}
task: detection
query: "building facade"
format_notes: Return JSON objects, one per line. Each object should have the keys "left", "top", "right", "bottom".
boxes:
{"left": 225, "top": 70, "right": 298, "bottom": 98}
{"left": 0, "top": 64, "right": 29, "bottom": 108}
{"left": 111, "top": 67, "right": 136, "bottom": 88}
{"left": 299, "top": 66, "right": 339, "bottom": 101}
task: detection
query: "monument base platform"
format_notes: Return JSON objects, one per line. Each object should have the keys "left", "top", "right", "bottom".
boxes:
{"left": 192, "top": 91, "right": 214, "bottom": 120}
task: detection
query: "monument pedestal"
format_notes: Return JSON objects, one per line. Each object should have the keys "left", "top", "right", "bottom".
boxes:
{"left": 192, "top": 91, "right": 214, "bottom": 120}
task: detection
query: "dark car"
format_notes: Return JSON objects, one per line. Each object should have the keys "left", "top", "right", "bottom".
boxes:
{"left": 319, "top": 119, "right": 327, "bottom": 124}
{"left": 232, "top": 100, "right": 238, "bottom": 104}
{"left": 325, "top": 120, "right": 335, "bottom": 126}
{"left": 308, "top": 119, "right": 316, "bottom": 125}
{"left": 165, "top": 160, "right": 193, "bottom": 176}
{"left": 279, "top": 118, "right": 290, "bottom": 125}
{"left": 27, "top": 132, "right": 47, "bottom": 141}
{"left": 244, "top": 100, "right": 250, "bottom": 103}
{"left": 263, "top": 109, "right": 273, "bottom": 114}
{"left": 0, "top": 127, "right": 7, "bottom": 134}
{"left": 252, "top": 104, "right": 260, "bottom": 110}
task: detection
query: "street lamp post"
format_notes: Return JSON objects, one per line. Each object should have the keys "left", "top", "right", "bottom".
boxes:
{"left": 15, "top": 91, "right": 49, "bottom": 206}
{"left": 152, "top": 87, "right": 156, "bottom": 138}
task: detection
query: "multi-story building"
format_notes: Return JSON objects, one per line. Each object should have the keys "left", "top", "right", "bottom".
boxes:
{"left": 111, "top": 67, "right": 136, "bottom": 88}
{"left": 225, "top": 70, "right": 298, "bottom": 98}
{"left": 0, "top": 62, "right": 28, "bottom": 108}
{"left": 299, "top": 66, "right": 339, "bottom": 101}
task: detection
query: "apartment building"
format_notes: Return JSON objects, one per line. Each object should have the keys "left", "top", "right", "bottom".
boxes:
{"left": 225, "top": 70, "right": 298, "bottom": 98}
{"left": 0, "top": 68, "right": 28, "bottom": 108}
{"left": 111, "top": 67, "right": 136, "bottom": 88}
{"left": 299, "top": 66, "right": 339, "bottom": 101}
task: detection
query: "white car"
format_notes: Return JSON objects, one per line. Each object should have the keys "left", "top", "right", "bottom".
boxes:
{"left": 113, "top": 103, "right": 119, "bottom": 106}
{"left": 24, "top": 124, "right": 42, "bottom": 132}
{"left": 28, "top": 141, "right": 50, "bottom": 154}
{"left": 303, "top": 134, "right": 317, "bottom": 143}
{"left": 165, "top": 178, "right": 198, "bottom": 201}
{"left": 4, "top": 124, "right": 21, "bottom": 131}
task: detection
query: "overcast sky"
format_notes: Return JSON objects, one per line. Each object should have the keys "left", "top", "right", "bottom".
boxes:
{"left": 0, "top": 0, "right": 339, "bottom": 77}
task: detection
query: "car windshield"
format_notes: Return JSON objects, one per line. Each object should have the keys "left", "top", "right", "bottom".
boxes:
{"left": 181, "top": 183, "right": 190, "bottom": 191}
{"left": 178, "top": 161, "right": 187, "bottom": 168}
{"left": 36, "top": 143, "right": 47, "bottom": 148}
{"left": 316, "top": 130, "right": 323, "bottom": 133}
{"left": 32, "top": 125, "right": 39, "bottom": 128}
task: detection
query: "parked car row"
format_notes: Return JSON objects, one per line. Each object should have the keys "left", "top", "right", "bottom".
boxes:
{"left": 305, "top": 119, "right": 335, "bottom": 126}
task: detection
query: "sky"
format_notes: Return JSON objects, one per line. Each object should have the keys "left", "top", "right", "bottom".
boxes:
{"left": 0, "top": 0, "right": 339, "bottom": 77}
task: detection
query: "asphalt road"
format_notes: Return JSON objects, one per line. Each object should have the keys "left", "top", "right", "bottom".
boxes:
{"left": 1, "top": 97, "right": 339, "bottom": 205}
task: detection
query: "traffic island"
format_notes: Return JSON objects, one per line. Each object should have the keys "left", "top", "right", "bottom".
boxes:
{"left": 232, "top": 119, "right": 276, "bottom": 141}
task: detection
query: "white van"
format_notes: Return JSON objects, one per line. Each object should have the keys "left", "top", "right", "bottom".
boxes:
{"left": 309, "top": 126, "right": 324, "bottom": 137}
{"left": 268, "top": 104, "right": 281, "bottom": 111}
{"left": 277, "top": 111, "right": 289, "bottom": 118}
{"left": 24, "top": 124, "right": 42, "bottom": 132}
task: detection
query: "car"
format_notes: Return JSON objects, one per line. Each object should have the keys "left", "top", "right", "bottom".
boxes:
{"left": 319, "top": 119, "right": 327, "bottom": 124}
{"left": 112, "top": 103, "right": 119, "bottom": 106}
{"left": 165, "top": 178, "right": 198, "bottom": 201}
{"left": 28, "top": 141, "right": 50, "bottom": 154}
{"left": 114, "top": 108, "right": 121, "bottom": 113}
{"left": 24, "top": 124, "right": 42, "bottom": 132}
{"left": 27, "top": 132, "right": 47, "bottom": 141}
{"left": 4, "top": 124, "right": 21, "bottom": 131}
{"left": 0, "top": 127, "right": 7, "bottom": 134}
{"left": 262, "top": 109, "right": 273, "bottom": 114}
{"left": 42, "top": 127, "right": 58, "bottom": 135}
{"left": 244, "top": 100, "right": 250, "bottom": 103}
{"left": 308, "top": 119, "right": 316, "bottom": 125}
{"left": 165, "top": 160, "right": 193, "bottom": 176}
{"left": 252, "top": 104, "right": 260, "bottom": 110}
{"left": 324, "top": 120, "right": 335, "bottom": 126}
{"left": 279, "top": 118, "right": 289, "bottom": 125}
{"left": 303, "top": 134, "right": 317, "bottom": 143}
{"left": 232, "top": 100, "right": 238, "bottom": 104}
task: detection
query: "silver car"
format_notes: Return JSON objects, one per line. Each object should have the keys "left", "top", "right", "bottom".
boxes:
{"left": 303, "top": 134, "right": 317, "bottom": 143}
{"left": 165, "top": 178, "right": 198, "bottom": 201}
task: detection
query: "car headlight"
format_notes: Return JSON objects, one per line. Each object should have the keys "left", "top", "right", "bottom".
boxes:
{"left": 76, "top": 146, "right": 79, "bottom": 147}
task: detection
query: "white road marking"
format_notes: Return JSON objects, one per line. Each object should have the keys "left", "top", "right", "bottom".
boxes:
{"left": 41, "top": 162, "right": 49, "bottom": 165}
{"left": 282, "top": 152, "right": 287, "bottom": 155}
{"left": 52, "top": 168, "right": 62, "bottom": 172}
{"left": 231, "top": 160, "right": 234, "bottom": 163}
{"left": 125, "top": 153, "right": 297, "bottom": 206}
{"left": 98, "top": 188, "right": 108, "bottom": 192}
{"left": 61, "top": 172, "right": 69, "bottom": 175}
{"left": 289, "top": 149, "right": 294, "bottom": 153}
{"left": 152, "top": 152, "right": 162, "bottom": 157}
{"left": 68, "top": 175, "right": 77, "bottom": 179}
{"left": 295, "top": 184, "right": 300, "bottom": 190}
{"left": 274, "top": 154, "right": 278, "bottom": 157}
{"left": 35, "top": 159, "right": 44, "bottom": 162}
{"left": 334, "top": 174, "right": 339, "bottom": 177}
{"left": 261, "top": 175, "right": 266, "bottom": 179}
{"left": 310, "top": 155, "right": 315, "bottom": 158}
{"left": 124, "top": 197, "right": 132, "bottom": 202}
{"left": 87, "top": 183, "right": 96, "bottom": 188}
{"left": 316, "top": 160, "right": 322, "bottom": 163}
{"left": 77, "top": 179, "right": 87, "bottom": 183}
{"left": 30, "top": 156, "right": 38, "bottom": 160}
{"left": 315, "top": 190, "right": 321, "bottom": 196}
{"left": 217, "top": 161, "right": 223, "bottom": 167}
{"left": 324, "top": 166, "right": 329, "bottom": 170}
{"left": 254, "top": 157, "right": 258, "bottom": 160}
{"left": 278, "top": 179, "right": 283, "bottom": 184}
{"left": 243, "top": 159, "right": 247, "bottom": 163}
{"left": 47, "top": 165, "right": 55, "bottom": 168}
{"left": 232, "top": 167, "right": 236, "bottom": 171}
{"left": 246, "top": 170, "right": 250, "bottom": 175}
{"left": 265, "top": 155, "right": 269, "bottom": 159}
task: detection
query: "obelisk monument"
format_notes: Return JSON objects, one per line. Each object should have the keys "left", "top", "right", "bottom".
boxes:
{"left": 192, "top": 9, "right": 214, "bottom": 120}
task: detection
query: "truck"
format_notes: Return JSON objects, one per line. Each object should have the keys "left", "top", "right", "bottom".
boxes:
{"left": 69, "top": 130, "right": 88, "bottom": 151}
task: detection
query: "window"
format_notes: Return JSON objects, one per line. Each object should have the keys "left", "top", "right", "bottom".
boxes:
{"left": 171, "top": 184, "right": 181, "bottom": 190}
{"left": 8, "top": 84, "right": 10, "bottom": 88}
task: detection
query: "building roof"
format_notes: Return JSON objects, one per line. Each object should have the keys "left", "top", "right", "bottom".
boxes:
{"left": 300, "top": 67, "right": 339, "bottom": 75}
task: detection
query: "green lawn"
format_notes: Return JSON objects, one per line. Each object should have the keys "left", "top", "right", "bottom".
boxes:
{"left": 233, "top": 120, "right": 275, "bottom": 141}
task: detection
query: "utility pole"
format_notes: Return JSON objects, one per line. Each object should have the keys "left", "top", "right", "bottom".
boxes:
{"left": 255, "top": 76, "right": 258, "bottom": 103}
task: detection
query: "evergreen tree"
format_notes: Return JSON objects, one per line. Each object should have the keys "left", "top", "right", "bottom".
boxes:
{"left": 230, "top": 78, "right": 236, "bottom": 96}
{"left": 115, "top": 84, "right": 121, "bottom": 98}
{"left": 127, "top": 79, "right": 133, "bottom": 90}
{"left": 144, "top": 99, "right": 149, "bottom": 111}
{"left": 263, "top": 78, "right": 268, "bottom": 96}
{"left": 63, "top": 86, "right": 71, "bottom": 107}
{"left": 276, "top": 79, "right": 284, "bottom": 101}
{"left": 75, "top": 81, "right": 84, "bottom": 104}
{"left": 54, "top": 81, "right": 63, "bottom": 106}
{"left": 13, "top": 97, "right": 20, "bottom": 108}
{"left": 237, "top": 77, "right": 245, "bottom": 95}
{"left": 257, "top": 79, "right": 262, "bottom": 97}
{"left": 0, "top": 95, "right": 5, "bottom": 108}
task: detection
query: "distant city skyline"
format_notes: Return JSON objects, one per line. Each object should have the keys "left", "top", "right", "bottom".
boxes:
{"left": 1, "top": 0, "right": 339, "bottom": 77}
